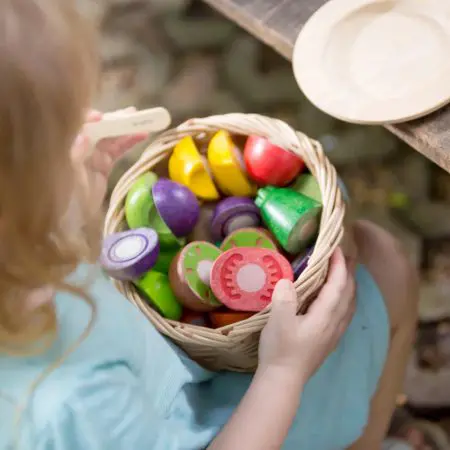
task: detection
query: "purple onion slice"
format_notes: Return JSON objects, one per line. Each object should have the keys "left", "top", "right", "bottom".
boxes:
{"left": 292, "top": 247, "right": 314, "bottom": 279}
{"left": 100, "top": 228, "right": 159, "bottom": 281}
{"left": 211, "top": 197, "right": 260, "bottom": 241}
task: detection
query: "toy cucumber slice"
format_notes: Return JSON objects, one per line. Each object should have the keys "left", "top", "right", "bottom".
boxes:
{"left": 290, "top": 174, "right": 322, "bottom": 203}
{"left": 169, "top": 242, "right": 222, "bottom": 311}
{"left": 136, "top": 271, "right": 183, "bottom": 320}
{"left": 125, "top": 172, "right": 158, "bottom": 229}
{"left": 220, "top": 228, "right": 277, "bottom": 252}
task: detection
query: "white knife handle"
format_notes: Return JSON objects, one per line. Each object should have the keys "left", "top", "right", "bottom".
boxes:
{"left": 84, "top": 107, "right": 171, "bottom": 143}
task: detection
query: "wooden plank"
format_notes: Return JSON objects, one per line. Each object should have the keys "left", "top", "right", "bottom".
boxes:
{"left": 203, "top": 0, "right": 450, "bottom": 173}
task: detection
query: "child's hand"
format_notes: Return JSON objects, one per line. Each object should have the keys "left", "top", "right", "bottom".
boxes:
{"left": 72, "top": 108, "right": 148, "bottom": 210}
{"left": 258, "top": 248, "right": 356, "bottom": 385}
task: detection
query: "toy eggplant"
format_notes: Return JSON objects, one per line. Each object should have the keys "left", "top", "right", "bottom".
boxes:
{"left": 255, "top": 186, "right": 322, "bottom": 254}
{"left": 211, "top": 197, "right": 261, "bottom": 242}
{"left": 291, "top": 247, "right": 314, "bottom": 279}
{"left": 207, "top": 130, "right": 256, "bottom": 197}
{"left": 169, "top": 136, "right": 219, "bottom": 200}
{"left": 244, "top": 135, "right": 305, "bottom": 186}
{"left": 100, "top": 228, "right": 159, "bottom": 281}
{"left": 210, "top": 247, "right": 293, "bottom": 312}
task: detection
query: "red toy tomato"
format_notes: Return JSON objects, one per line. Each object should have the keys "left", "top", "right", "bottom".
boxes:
{"left": 244, "top": 135, "right": 305, "bottom": 186}
{"left": 210, "top": 247, "right": 294, "bottom": 312}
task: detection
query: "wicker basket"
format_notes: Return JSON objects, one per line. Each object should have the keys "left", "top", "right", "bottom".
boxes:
{"left": 104, "top": 113, "right": 345, "bottom": 372}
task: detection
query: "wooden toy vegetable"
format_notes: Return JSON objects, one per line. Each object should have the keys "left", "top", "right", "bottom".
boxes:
{"left": 152, "top": 178, "right": 200, "bottom": 237}
{"left": 188, "top": 202, "right": 216, "bottom": 243}
{"left": 136, "top": 271, "right": 183, "bottom": 321}
{"left": 209, "top": 310, "right": 253, "bottom": 328}
{"left": 255, "top": 186, "right": 322, "bottom": 254}
{"left": 153, "top": 247, "right": 179, "bottom": 274}
{"left": 100, "top": 228, "right": 159, "bottom": 281}
{"left": 290, "top": 174, "right": 322, "bottom": 203}
{"left": 210, "top": 247, "right": 293, "bottom": 312}
{"left": 125, "top": 172, "right": 158, "bottom": 229}
{"left": 125, "top": 173, "right": 184, "bottom": 249}
{"left": 169, "top": 241, "right": 222, "bottom": 312}
{"left": 169, "top": 136, "right": 219, "bottom": 200}
{"left": 181, "top": 311, "right": 209, "bottom": 327}
{"left": 291, "top": 247, "right": 314, "bottom": 279}
{"left": 211, "top": 197, "right": 260, "bottom": 242}
{"left": 244, "top": 135, "right": 305, "bottom": 186}
{"left": 207, "top": 130, "right": 256, "bottom": 197}
{"left": 220, "top": 228, "right": 277, "bottom": 252}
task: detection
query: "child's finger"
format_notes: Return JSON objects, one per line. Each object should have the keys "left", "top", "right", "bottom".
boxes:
{"left": 306, "top": 248, "right": 348, "bottom": 317}
{"left": 86, "top": 110, "right": 102, "bottom": 122}
{"left": 269, "top": 279, "right": 298, "bottom": 322}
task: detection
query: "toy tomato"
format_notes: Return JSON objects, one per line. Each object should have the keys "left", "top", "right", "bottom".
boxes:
{"left": 244, "top": 135, "right": 305, "bottom": 186}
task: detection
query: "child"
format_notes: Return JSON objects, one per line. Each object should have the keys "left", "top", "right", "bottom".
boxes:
{"left": 0, "top": 1, "right": 422, "bottom": 449}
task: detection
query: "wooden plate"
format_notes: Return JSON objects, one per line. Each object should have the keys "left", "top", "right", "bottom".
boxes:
{"left": 292, "top": 0, "right": 450, "bottom": 124}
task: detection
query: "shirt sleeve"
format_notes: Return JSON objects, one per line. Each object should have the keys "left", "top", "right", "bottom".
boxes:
{"left": 36, "top": 365, "right": 180, "bottom": 450}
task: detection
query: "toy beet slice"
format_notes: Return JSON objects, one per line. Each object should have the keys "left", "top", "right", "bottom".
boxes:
{"left": 209, "top": 310, "right": 254, "bottom": 328}
{"left": 181, "top": 311, "right": 209, "bottom": 327}
{"left": 136, "top": 271, "right": 182, "bottom": 320}
{"left": 152, "top": 178, "right": 200, "bottom": 237}
{"left": 292, "top": 247, "right": 314, "bottom": 279}
{"left": 255, "top": 186, "right": 322, "bottom": 254}
{"left": 169, "top": 241, "right": 222, "bottom": 312}
{"left": 211, "top": 197, "right": 260, "bottom": 242}
{"left": 100, "top": 228, "right": 159, "bottom": 281}
{"left": 220, "top": 228, "right": 277, "bottom": 252}
{"left": 210, "top": 247, "right": 293, "bottom": 312}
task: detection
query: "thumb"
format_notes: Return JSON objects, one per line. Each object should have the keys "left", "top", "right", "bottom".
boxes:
{"left": 269, "top": 279, "right": 298, "bottom": 321}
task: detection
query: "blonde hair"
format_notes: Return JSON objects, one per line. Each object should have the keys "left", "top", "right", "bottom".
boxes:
{"left": 0, "top": 0, "right": 100, "bottom": 353}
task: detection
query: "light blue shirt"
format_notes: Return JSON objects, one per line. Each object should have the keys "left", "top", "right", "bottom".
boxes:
{"left": 0, "top": 264, "right": 388, "bottom": 450}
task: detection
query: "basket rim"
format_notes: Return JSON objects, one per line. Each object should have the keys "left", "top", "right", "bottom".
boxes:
{"left": 104, "top": 113, "right": 345, "bottom": 340}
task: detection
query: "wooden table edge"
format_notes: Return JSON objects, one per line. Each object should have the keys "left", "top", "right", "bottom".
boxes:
{"left": 202, "top": 0, "right": 450, "bottom": 174}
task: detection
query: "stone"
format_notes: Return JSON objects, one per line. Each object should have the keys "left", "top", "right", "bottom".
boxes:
{"left": 161, "top": 55, "right": 218, "bottom": 116}
{"left": 164, "top": 16, "right": 236, "bottom": 50}
{"left": 419, "top": 280, "right": 450, "bottom": 322}
{"left": 393, "top": 202, "right": 450, "bottom": 239}
{"left": 99, "top": 33, "right": 143, "bottom": 65}
{"left": 96, "top": 49, "right": 172, "bottom": 112}
{"left": 297, "top": 103, "right": 337, "bottom": 138}
{"left": 209, "top": 90, "right": 245, "bottom": 114}
{"left": 224, "top": 36, "right": 302, "bottom": 105}
{"left": 320, "top": 126, "right": 398, "bottom": 166}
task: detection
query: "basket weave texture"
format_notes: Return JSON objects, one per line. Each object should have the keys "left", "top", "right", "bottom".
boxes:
{"left": 104, "top": 113, "right": 345, "bottom": 372}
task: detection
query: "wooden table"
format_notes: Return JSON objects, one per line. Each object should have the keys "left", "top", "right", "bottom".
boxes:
{"left": 203, "top": 0, "right": 450, "bottom": 174}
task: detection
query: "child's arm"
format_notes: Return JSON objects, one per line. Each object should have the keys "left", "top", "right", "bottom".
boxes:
{"left": 209, "top": 248, "right": 356, "bottom": 450}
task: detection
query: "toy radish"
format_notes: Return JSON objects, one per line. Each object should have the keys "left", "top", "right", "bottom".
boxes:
{"left": 210, "top": 247, "right": 293, "bottom": 312}
{"left": 244, "top": 135, "right": 305, "bottom": 186}
{"left": 100, "top": 228, "right": 159, "bottom": 281}
{"left": 169, "top": 241, "right": 222, "bottom": 312}
{"left": 211, "top": 197, "right": 260, "bottom": 242}
{"left": 169, "top": 136, "right": 219, "bottom": 200}
{"left": 207, "top": 130, "right": 256, "bottom": 197}
{"left": 255, "top": 186, "right": 322, "bottom": 254}
{"left": 152, "top": 178, "right": 200, "bottom": 237}
{"left": 136, "top": 271, "right": 182, "bottom": 321}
